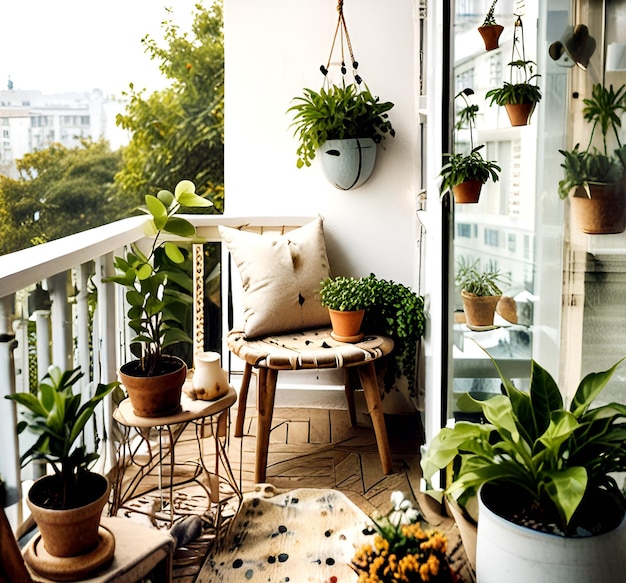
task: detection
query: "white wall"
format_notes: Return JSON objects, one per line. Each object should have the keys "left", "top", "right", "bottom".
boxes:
{"left": 224, "top": 0, "right": 421, "bottom": 286}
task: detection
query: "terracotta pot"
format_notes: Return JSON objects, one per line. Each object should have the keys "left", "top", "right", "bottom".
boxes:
{"left": 328, "top": 308, "right": 365, "bottom": 342}
{"left": 504, "top": 102, "right": 536, "bottom": 127}
{"left": 461, "top": 290, "right": 501, "bottom": 327}
{"left": 571, "top": 182, "right": 626, "bottom": 234}
{"left": 452, "top": 180, "right": 483, "bottom": 204}
{"left": 478, "top": 24, "right": 504, "bottom": 51}
{"left": 119, "top": 355, "right": 186, "bottom": 417}
{"left": 26, "top": 473, "right": 110, "bottom": 558}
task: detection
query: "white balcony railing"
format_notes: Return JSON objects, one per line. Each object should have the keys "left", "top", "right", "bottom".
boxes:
{"left": 0, "top": 213, "right": 313, "bottom": 530}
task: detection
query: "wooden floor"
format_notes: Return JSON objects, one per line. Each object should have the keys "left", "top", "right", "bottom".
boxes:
{"left": 111, "top": 389, "right": 475, "bottom": 583}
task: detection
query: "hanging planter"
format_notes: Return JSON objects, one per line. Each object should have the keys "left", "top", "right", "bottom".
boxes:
{"left": 478, "top": 1, "right": 503, "bottom": 51}
{"left": 287, "top": 1, "right": 395, "bottom": 190}
{"left": 486, "top": 15, "right": 542, "bottom": 127}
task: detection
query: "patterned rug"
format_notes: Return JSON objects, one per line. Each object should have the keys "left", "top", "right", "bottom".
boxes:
{"left": 198, "top": 485, "right": 373, "bottom": 582}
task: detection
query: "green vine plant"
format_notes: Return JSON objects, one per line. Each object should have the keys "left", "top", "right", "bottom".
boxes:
{"left": 482, "top": 0, "right": 499, "bottom": 27}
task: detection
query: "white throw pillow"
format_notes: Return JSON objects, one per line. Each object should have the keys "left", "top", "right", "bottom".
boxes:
{"left": 219, "top": 217, "right": 331, "bottom": 338}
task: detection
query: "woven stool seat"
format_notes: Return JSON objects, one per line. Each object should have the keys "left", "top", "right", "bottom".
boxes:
{"left": 227, "top": 327, "right": 395, "bottom": 482}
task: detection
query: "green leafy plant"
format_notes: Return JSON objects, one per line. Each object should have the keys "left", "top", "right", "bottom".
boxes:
{"left": 485, "top": 60, "right": 542, "bottom": 106}
{"left": 455, "top": 257, "right": 509, "bottom": 296}
{"left": 105, "top": 179, "right": 212, "bottom": 376}
{"left": 421, "top": 353, "right": 626, "bottom": 536}
{"left": 287, "top": 83, "right": 395, "bottom": 168}
{"left": 481, "top": 0, "right": 499, "bottom": 27}
{"left": 441, "top": 89, "right": 501, "bottom": 193}
{"left": 558, "top": 84, "right": 626, "bottom": 198}
{"left": 318, "top": 275, "right": 377, "bottom": 312}
{"left": 5, "top": 366, "right": 120, "bottom": 509}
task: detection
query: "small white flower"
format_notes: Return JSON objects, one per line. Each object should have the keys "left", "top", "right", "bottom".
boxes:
{"left": 390, "top": 490, "right": 406, "bottom": 509}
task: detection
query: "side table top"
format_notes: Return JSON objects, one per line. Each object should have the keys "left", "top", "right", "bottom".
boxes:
{"left": 113, "top": 385, "right": 236, "bottom": 428}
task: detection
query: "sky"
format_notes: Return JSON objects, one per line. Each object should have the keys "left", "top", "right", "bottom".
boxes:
{"left": 0, "top": 0, "right": 199, "bottom": 96}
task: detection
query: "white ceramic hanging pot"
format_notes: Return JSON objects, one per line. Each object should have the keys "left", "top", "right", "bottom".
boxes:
{"left": 191, "top": 351, "right": 229, "bottom": 400}
{"left": 476, "top": 484, "right": 626, "bottom": 582}
{"left": 319, "top": 138, "right": 377, "bottom": 190}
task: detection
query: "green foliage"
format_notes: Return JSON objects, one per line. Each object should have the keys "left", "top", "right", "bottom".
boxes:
{"left": 482, "top": 0, "right": 499, "bottom": 26}
{"left": 455, "top": 257, "right": 509, "bottom": 296}
{"left": 485, "top": 60, "right": 542, "bottom": 107}
{"left": 439, "top": 146, "right": 501, "bottom": 193}
{"left": 0, "top": 139, "right": 125, "bottom": 254}
{"left": 421, "top": 354, "right": 626, "bottom": 536}
{"left": 287, "top": 83, "right": 395, "bottom": 168}
{"left": 4, "top": 366, "right": 119, "bottom": 509}
{"left": 318, "top": 275, "right": 377, "bottom": 312}
{"left": 116, "top": 1, "right": 224, "bottom": 211}
{"left": 559, "top": 84, "right": 626, "bottom": 197}
{"left": 105, "top": 180, "right": 212, "bottom": 375}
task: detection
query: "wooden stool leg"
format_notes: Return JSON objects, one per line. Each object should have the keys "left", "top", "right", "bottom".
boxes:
{"left": 234, "top": 362, "right": 253, "bottom": 437}
{"left": 255, "top": 367, "right": 278, "bottom": 483}
{"left": 343, "top": 368, "right": 358, "bottom": 427}
{"left": 358, "top": 361, "right": 393, "bottom": 474}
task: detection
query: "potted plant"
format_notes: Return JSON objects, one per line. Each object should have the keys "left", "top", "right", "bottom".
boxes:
{"left": 485, "top": 16, "right": 542, "bottom": 126}
{"left": 106, "top": 179, "right": 212, "bottom": 417}
{"left": 441, "top": 89, "right": 501, "bottom": 204}
{"left": 558, "top": 83, "right": 626, "bottom": 234}
{"left": 5, "top": 366, "right": 119, "bottom": 570}
{"left": 421, "top": 353, "right": 626, "bottom": 581}
{"left": 287, "top": 82, "right": 395, "bottom": 190}
{"left": 477, "top": 0, "right": 504, "bottom": 51}
{"left": 318, "top": 275, "right": 377, "bottom": 341}
{"left": 455, "top": 257, "right": 509, "bottom": 328}
{"left": 361, "top": 274, "right": 426, "bottom": 412}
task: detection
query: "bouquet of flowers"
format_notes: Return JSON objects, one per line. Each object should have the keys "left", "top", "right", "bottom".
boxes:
{"left": 351, "top": 491, "right": 457, "bottom": 583}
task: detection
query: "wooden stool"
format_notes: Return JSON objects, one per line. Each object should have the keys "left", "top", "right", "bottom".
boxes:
{"left": 227, "top": 328, "right": 395, "bottom": 483}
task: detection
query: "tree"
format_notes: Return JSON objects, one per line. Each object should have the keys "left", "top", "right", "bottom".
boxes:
{"left": 115, "top": 1, "right": 224, "bottom": 213}
{"left": 0, "top": 140, "right": 126, "bottom": 254}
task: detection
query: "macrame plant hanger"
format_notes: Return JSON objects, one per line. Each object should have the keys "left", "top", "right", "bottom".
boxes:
{"left": 320, "top": 0, "right": 363, "bottom": 89}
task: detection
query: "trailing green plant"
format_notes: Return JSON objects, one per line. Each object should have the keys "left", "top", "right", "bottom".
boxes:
{"left": 481, "top": 0, "right": 499, "bottom": 27}
{"left": 5, "top": 366, "right": 120, "bottom": 509}
{"left": 287, "top": 83, "right": 395, "bottom": 168}
{"left": 455, "top": 257, "right": 509, "bottom": 296}
{"left": 318, "top": 275, "right": 377, "bottom": 312}
{"left": 105, "top": 180, "right": 212, "bottom": 376}
{"left": 558, "top": 84, "right": 626, "bottom": 198}
{"left": 485, "top": 17, "right": 542, "bottom": 107}
{"left": 421, "top": 353, "right": 626, "bottom": 537}
{"left": 440, "top": 146, "right": 501, "bottom": 193}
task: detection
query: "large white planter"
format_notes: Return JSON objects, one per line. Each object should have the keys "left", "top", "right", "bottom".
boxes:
{"left": 319, "top": 138, "right": 377, "bottom": 190}
{"left": 476, "top": 486, "right": 626, "bottom": 582}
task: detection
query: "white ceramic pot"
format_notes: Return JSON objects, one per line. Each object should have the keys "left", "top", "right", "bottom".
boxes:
{"left": 476, "top": 485, "right": 626, "bottom": 582}
{"left": 191, "top": 351, "right": 229, "bottom": 400}
{"left": 319, "top": 138, "right": 377, "bottom": 190}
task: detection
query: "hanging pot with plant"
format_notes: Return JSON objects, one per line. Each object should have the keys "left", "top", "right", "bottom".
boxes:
{"left": 477, "top": 0, "right": 504, "bottom": 51}
{"left": 287, "top": 2, "right": 395, "bottom": 190}
{"left": 441, "top": 89, "right": 501, "bottom": 204}
{"left": 485, "top": 16, "right": 542, "bottom": 127}
{"left": 559, "top": 84, "right": 626, "bottom": 234}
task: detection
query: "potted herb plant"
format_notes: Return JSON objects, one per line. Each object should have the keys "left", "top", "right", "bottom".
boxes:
{"left": 5, "top": 366, "right": 119, "bottom": 568}
{"left": 287, "top": 83, "right": 395, "bottom": 190}
{"left": 318, "top": 275, "right": 377, "bottom": 341}
{"left": 441, "top": 89, "right": 501, "bottom": 204}
{"left": 455, "top": 257, "right": 509, "bottom": 328}
{"left": 421, "top": 353, "right": 626, "bottom": 582}
{"left": 106, "top": 179, "right": 212, "bottom": 417}
{"left": 485, "top": 16, "right": 541, "bottom": 126}
{"left": 558, "top": 83, "right": 626, "bottom": 234}
{"left": 477, "top": 0, "right": 504, "bottom": 51}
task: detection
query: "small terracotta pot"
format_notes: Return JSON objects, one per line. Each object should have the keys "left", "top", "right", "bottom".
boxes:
{"left": 453, "top": 180, "right": 484, "bottom": 204}
{"left": 571, "top": 182, "right": 626, "bottom": 234}
{"left": 461, "top": 291, "right": 501, "bottom": 327}
{"left": 119, "top": 355, "right": 186, "bottom": 417}
{"left": 478, "top": 24, "right": 504, "bottom": 51}
{"left": 328, "top": 308, "right": 365, "bottom": 342}
{"left": 504, "top": 102, "right": 536, "bottom": 127}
